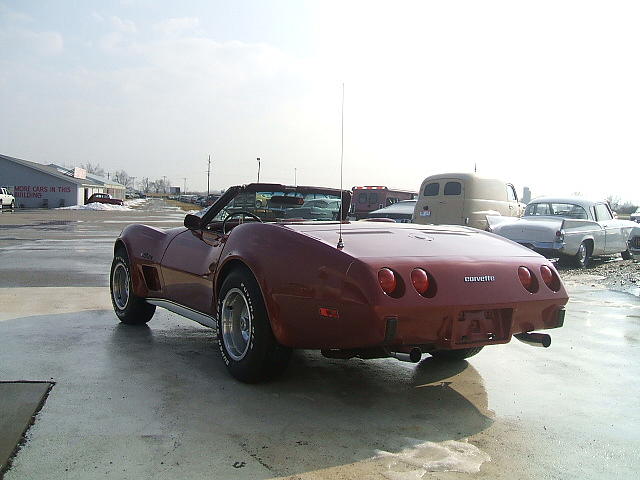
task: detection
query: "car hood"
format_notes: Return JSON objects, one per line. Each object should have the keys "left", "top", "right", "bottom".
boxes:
{"left": 283, "top": 221, "right": 539, "bottom": 259}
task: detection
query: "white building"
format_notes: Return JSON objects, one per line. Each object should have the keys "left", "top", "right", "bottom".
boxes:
{"left": 0, "top": 153, "right": 125, "bottom": 208}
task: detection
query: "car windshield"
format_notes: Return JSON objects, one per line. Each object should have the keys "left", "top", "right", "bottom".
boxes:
{"left": 525, "top": 202, "right": 588, "bottom": 219}
{"left": 208, "top": 189, "right": 344, "bottom": 223}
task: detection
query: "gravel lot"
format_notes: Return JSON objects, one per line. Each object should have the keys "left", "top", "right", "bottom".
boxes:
{"left": 559, "top": 256, "right": 640, "bottom": 297}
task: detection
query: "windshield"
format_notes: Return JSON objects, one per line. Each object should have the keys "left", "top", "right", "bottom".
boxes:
{"left": 525, "top": 202, "right": 588, "bottom": 219}
{"left": 208, "top": 189, "right": 344, "bottom": 223}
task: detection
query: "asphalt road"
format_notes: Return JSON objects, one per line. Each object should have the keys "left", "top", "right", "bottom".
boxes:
{"left": 0, "top": 200, "right": 639, "bottom": 479}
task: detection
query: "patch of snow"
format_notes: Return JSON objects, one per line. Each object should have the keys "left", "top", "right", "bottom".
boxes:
{"left": 125, "top": 198, "right": 149, "bottom": 208}
{"left": 56, "top": 202, "right": 131, "bottom": 211}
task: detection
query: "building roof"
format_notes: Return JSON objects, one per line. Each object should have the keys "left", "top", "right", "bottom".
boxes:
{"left": 0, "top": 153, "right": 124, "bottom": 189}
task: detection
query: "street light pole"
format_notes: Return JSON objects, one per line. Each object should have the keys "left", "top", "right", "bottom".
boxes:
{"left": 294, "top": 168, "right": 297, "bottom": 186}
{"left": 207, "top": 155, "right": 211, "bottom": 197}
{"left": 257, "top": 157, "right": 261, "bottom": 183}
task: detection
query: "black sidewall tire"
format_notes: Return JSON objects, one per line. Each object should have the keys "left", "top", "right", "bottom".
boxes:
{"left": 574, "top": 242, "right": 591, "bottom": 268}
{"left": 110, "top": 251, "right": 155, "bottom": 325}
{"left": 621, "top": 249, "right": 632, "bottom": 261}
{"left": 217, "top": 269, "right": 291, "bottom": 383}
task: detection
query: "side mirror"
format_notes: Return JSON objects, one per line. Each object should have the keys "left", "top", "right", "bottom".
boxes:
{"left": 184, "top": 214, "right": 202, "bottom": 230}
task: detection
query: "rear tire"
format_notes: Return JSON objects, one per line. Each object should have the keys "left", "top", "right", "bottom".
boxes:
{"left": 217, "top": 268, "right": 291, "bottom": 383}
{"left": 573, "top": 241, "right": 591, "bottom": 268}
{"left": 622, "top": 248, "right": 632, "bottom": 260}
{"left": 110, "top": 249, "right": 155, "bottom": 324}
{"left": 429, "top": 347, "right": 483, "bottom": 361}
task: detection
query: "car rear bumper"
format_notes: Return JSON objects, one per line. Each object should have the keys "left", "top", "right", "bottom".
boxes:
{"left": 517, "top": 241, "right": 565, "bottom": 258}
{"left": 276, "top": 297, "right": 567, "bottom": 350}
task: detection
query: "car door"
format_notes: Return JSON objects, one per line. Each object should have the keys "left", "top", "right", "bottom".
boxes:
{"left": 160, "top": 229, "right": 227, "bottom": 315}
{"left": 593, "top": 203, "right": 623, "bottom": 253}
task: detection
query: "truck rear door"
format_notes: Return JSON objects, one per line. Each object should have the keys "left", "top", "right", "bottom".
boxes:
{"left": 415, "top": 179, "right": 465, "bottom": 225}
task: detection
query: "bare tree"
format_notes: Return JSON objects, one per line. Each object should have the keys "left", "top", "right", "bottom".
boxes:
{"left": 113, "top": 170, "right": 132, "bottom": 188}
{"left": 140, "top": 177, "right": 150, "bottom": 193}
{"left": 81, "top": 162, "right": 106, "bottom": 177}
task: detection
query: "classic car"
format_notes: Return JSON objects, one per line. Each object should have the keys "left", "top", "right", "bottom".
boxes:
{"left": 365, "top": 200, "right": 417, "bottom": 223}
{"left": 87, "top": 193, "right": 124, "bottom": 206}
{"left": 110, "top": 183, "right": 568, "bottom": 383}
{"left": 487, "top": 197, "right": 636, "bottom": 267}
{"left": 630, "top": 208, "right": 640, "bottom": 223}
{"left": 413, "top": 173, "right": 525, "bottom": 230}
{"left": 629, "top": 227, "right": 640, "bottom": 258}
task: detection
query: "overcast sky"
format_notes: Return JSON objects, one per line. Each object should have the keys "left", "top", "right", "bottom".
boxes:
{"left": 1, "top": 0, "right": 639, "bottom": 203}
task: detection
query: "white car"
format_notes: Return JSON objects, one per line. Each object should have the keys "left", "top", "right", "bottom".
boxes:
{"left": 0, "top": 187, "right": 15, "bottom": 210}
{"left": 630, "top": 208, "right": 640, "bottom": 223}
{"left": 487, "top": 197, "right": 637, "bottom": 267}
{"left": 628, "top": 226, "right": 640, "bottom": 257}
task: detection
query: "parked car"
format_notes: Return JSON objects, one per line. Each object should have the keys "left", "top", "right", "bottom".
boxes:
{"left": 0, "top": 187, "right": 15, "bottom": 210}
{"left": 87, "top": 193, "right": 124, "bottom": 206}
{"left": 110, "top": 183, "right": 568, "bottom": 383}
{"left": 628, "top": 227, "right": 640, "bottom": 258}
{"left": 630, "top": 208, "right": 640, "bottom": 223}
{"left": 350, "top": 186, "right": 417, "bottom": 220}
{"left": 412, "top": 173, "right": 524, "bottom": 230}
{"left": 487, "top": 197, "right": 637, "bottom": 267}
{"left": 365, "top": 200, "right": 417, "bottom": 223}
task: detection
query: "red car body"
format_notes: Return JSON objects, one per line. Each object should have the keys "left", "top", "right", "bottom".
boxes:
{"left": 110, "top": 183, "right": 568, "bottom": 382}
{"left": 87, "top": 193, "right": 124, "bottom": 206}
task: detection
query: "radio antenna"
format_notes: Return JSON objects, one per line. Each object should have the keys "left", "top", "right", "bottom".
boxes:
{"left": 337, "top": 82, "right": 345, "bottom": 250}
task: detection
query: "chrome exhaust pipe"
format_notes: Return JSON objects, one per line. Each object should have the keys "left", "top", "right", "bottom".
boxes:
{"left": 390, "top": 347, "right": 422, "bottom": 363}
{"left": 514, "top": 332, "right": 551, "bottom": 348}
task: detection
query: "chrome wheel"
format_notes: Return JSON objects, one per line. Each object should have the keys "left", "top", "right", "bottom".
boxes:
{"left": 111, "top": 262, "right": 130, "bottom": 310}
{"left": 221, "top": 288, "right": 252, "bottom": 361}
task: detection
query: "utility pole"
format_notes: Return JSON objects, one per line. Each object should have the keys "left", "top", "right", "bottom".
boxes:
{"left": 162, "top": 175, "right": 167, "bottom": 194}
{"left": 207, "top": 155, "right": 211, "bottom": 197}
{"left": 257, "top": 157, "right": 261, "bottom": 183}
{"left": 183, "top": 177, "right": 187, "bottom": 194}
{"left": 294, "top": 168, "right": 297, "bottom": 186}
{"left": 130, "top": 176, "right": 136, "bottom": 191}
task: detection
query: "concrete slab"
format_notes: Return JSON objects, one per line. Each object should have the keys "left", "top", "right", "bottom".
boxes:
{"left": 0, "top": 382, "right": 53, "bottom": 474}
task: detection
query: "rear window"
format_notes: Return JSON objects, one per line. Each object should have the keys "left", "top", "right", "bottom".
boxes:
{"left": 423, "top": 183, "right": 439, "bottom": 196}
{"left": 444, "top": 182, "right": 461, "bottom": 195}
{"left": 525, "top": 202, "right": 588, "bottom": 219}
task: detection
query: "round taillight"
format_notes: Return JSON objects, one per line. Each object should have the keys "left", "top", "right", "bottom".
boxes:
{"left": 540, "top": 265, "right": 560, "bottom": 292}
{"left": 540, "top": 265, "right": 553, "bottom": 286}
{"left": 378, "top": 268, "right": 397, "bottom": 294}
{"left": 518, "top": 266, "right": 536, "bottom": 292}
{"left": 411, "top": 268, "right": 430, "bottom": 294}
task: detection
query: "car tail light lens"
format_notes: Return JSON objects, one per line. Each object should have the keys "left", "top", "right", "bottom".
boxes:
{"left": 518, "top": 266, "right": 538, "bottom": 293}
{"left": 378, "top": 268, "right": 397, "bottom": 294}
{"left": 411, "top": 268, "right": 430, "bottom": 294}
{"left": 540, "top": 265, "right": 560, "bottom": 292}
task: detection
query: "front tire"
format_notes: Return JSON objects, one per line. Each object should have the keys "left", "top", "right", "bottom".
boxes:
{"left": 217, "top": 268, "right": 291, "bottom": 383}
{"left": 622, "top": 248, "right": 632, "bottom": 260}
{"left": 429, "top": 347, "right": 483, "bottom": 361}
{"left": 110, "top": 250, "right": 155, "bottom": 324}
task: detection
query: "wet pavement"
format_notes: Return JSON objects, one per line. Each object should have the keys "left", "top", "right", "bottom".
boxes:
{"left": 0, "top": 200, "right": 638, "bottom": 479}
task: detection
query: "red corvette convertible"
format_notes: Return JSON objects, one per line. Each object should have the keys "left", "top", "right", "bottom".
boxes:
{"left": 110, "top": 183, "right": 568, "bottom": 382}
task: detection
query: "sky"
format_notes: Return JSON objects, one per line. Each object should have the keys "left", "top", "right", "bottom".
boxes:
{"left": 1, "top": 0, "right": 639, "bottom": 203}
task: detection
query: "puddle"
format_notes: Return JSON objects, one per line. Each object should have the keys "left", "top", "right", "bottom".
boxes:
{"left": 376, "top": 439, "right": 490, "bottom": 478}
